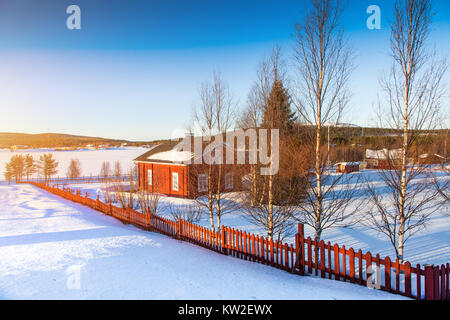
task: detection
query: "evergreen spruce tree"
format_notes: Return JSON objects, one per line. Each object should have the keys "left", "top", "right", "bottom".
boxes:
{"left": 262, "top": 79, "right": 296, "bottom": 135}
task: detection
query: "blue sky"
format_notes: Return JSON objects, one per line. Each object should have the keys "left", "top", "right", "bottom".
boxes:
{"left": 0, "top": 0, "right": 449, "bottom": 141}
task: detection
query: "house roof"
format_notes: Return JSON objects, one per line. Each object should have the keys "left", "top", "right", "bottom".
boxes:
{"left": 133, "top": 135, "right": 250, "bottom": 165}
{"left": 335, "top": 162, "right": 360, "bottom": 166}
{"left": 133, "top": 141, "right": 192, "bottom": 164}
{"left": 365, "top": 148, "right": 402, "bottom": 160}
{"left": 418, "top": 153, "right": 444, "bottom": 159}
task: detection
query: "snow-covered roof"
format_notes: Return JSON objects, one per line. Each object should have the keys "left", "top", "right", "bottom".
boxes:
{"left": 147, "top": 149, "right": 193, "bottom": 163}
{"left": 365, "top": 148, "right": 402, "bottom": 160}
{"left": 133, "top": 137, "right": 242, "bottom": 165}
{"left": 419, "top": 153, "right": 444, "bottom": 159}
{"left": 335, "top": 162, "right": 360, "bottom": 166}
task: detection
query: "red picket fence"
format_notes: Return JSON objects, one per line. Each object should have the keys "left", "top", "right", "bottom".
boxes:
{"left": 26, "top": 182, "right": 449, "bottom": 300}
{"left": 22, "top": 175, "right": 133, "bottom": 186}
{"left": 294, "top": 224, "right": 449, "bottom": 300}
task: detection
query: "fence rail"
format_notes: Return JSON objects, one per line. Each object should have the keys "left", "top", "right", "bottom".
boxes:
{"left": 25, "top": 181, "right": 449, "bottom": 300}
{"left": 4, "top": 175, "right": 134, "bottom": 186}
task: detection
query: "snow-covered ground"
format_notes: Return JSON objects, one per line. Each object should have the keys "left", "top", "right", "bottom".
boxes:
{"left": 68, "top": 169, "right": 450, "bottom": 267}
{"left": 0, "top": 147, "right": 150, "bottom": 180}
{"left": 0, "top": 184, "right": 405, "bottom": 300}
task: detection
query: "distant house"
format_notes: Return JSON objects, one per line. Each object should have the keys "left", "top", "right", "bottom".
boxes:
{"left": 85, "top": 144, "right": 96, "bottom": 150}
{"left": 418, "top": 153, "right": 445, "bottom": 165}
{"left": 132, "top": 139, "right": 248, "bottom": 198}
{"left": 335, "top": 162, "right": 360, "bottom": 174}
{"left": 10, "top": 145, "right": 29, "bottom": 152}
{"left": 365, "top": 148, "right": 403, "bottom": 169}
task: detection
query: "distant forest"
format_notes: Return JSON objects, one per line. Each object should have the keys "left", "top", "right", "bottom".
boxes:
{"left": 0, "top": 133, "right": 154, "bottom": 149}
{"left": 0, "top": 129, "right": 448, "bottom": 164}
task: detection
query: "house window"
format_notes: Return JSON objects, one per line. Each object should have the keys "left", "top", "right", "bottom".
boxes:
{"left": 172, "top": 172, "right": 179, "bottom": 191}
{"left": 225, "top": 172, "right": 233, "bottom": 190}
{"left": 198, "top": 174, "right": 208, "bottom": 192}
{"left": 148, "top": 169, "right": 152, "bottom": 186}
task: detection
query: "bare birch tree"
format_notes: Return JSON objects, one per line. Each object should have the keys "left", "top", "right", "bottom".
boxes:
{"left": 191, "top": 71, "right": 238, "bottom": 231}
{"left": 66, "top": 159, "right": 82, "bottom": 179}
{"left": 364, "top": 0, "right": 447, "bottom": 262}
{"left": 114, "top": 165, "right": 139, "bottom": 210}
{"left": 137, "top": 167, "right": 161, "bottom": 215}
{"left": 113, "top": 160, "right": 122, "bottom": 178}
{"left": 237, "top": 50, "right": 272, "bottom": 207}
{"left": 100, "top": 161, "right": 111, "bottom": 180}
{"left": 166, "top": 202, "right": 204, "bottom": 224}
{"left": 293, "top": 0, "right": 359, "bottom": 242}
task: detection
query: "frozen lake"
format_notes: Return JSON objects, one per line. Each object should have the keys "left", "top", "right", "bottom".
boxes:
{"left": 0, "top": 147, "right": 150, "bottom": 180}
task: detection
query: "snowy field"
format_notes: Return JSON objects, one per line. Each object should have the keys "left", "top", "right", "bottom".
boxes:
{"left": 0, "top": 147, "right": 150, "bottom": 180}
{"left": 67, "top": 169, "right": 450, "bottom": 267}
{"left": 0, "top": 184, "right": 404, "bottom": 300}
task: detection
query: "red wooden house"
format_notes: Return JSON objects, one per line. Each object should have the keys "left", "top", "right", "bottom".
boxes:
{"left": 364, "top": 148, "right": 404, "bottom": 169}
{"left": 133, "top": 140, "right": 248, "bottom": 198}
{"left": 335, "top": 162, "right": 360, "bottom": 174}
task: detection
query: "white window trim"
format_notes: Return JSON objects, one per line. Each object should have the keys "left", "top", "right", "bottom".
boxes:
{"left": 172, "top": 172, "right": 179, "bottom": 191}
{"left": 225, "top": 172, "right": 233, "bottom": 190}
{"left": 198, "top": 174, "right": 208, "bottom": 192}
{"left": 148, "top": 169, "right": 153, "bottom": 186}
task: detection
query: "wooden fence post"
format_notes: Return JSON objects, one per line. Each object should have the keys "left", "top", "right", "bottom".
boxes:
{"left": 349, "top": 248, "right": 355, "bottom": 283}
{"left": 366, "top": 252, "right": 372, "bottom": 287}
{"left": 425, "top": 265, "right": 435, "bottom": 300}
{"left": 447, "top": 263, "right": 450, "bottom": 300}
{"left": 441, "top": 264, "right": 446, "bottom": 300}
{"left": 291, "top": 224, "right": 304, "bottom": 275}
{"left": 385, "top": 257, "right": 391, "bottom": 292}
{"left": 221, "top": 226, "right": 227, "bottom": 255}
{"left": 177, "top": 219, "right": 182, "bottom": 240}
{"left": 405, "top": 262, "right": 412, "bottom": 298}
{"left": 434, "top": 266, "right": 440, "bottom": 300}
{"left": 299, "top": 229, "right": 305, "bottom": 275}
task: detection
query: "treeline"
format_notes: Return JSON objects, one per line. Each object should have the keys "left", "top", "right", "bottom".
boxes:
{"left": 0, "top": 133, "right": 129, "bottom": 149}
{"left": 3, "top": 154, "right": 132, "bottom": 183}
{"left": 4, "top": 154, "right": 58, "bottom": 183}
{"left": 292, "top": 124, "right": 449, "bottom": 163}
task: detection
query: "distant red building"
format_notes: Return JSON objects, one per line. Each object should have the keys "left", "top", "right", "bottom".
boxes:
{"left": 417, "top": 153, "right": 445, "bottom": 165}
{"left": 335, "top": 162, "right": 360, "bottom": 174}
{"left": 364, "top": 148, "right": 403, "bottom": 170}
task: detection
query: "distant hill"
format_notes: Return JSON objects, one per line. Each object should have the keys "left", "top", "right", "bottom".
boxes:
{"left": 0, "top": 133, "right": 153, "bottom": 149}
{"left": 1, "top": 128, "right": 447, "bottom": 151}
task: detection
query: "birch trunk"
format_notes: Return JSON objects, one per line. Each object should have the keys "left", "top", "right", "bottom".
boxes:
{"left": 397, "top": 11, "right": 413, "bottom": 263}
{"left": 267, "top": 172, "right": 274, "bottom": 241}
{"left": 216, "top": 164, "right": 223, "bottom": 229}
{"left": 208, "top": 164, "right": 215, "bottom": 232}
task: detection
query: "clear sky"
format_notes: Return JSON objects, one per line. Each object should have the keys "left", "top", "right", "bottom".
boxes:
{"left": 0, "top": 0, "right": 449, "bottom": 141}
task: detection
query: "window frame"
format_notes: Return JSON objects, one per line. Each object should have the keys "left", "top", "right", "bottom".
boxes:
{"left": 148, "top": 169, "right": 153, "bottom": 186}
{"left": 225, "top": 172, "right": 233, "bottom": 190}
{"left": 198, "top": 173, "right": 208, "bottom": 192}
{"left": 172, "top": 172, "right": 179, "bottom": 191}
